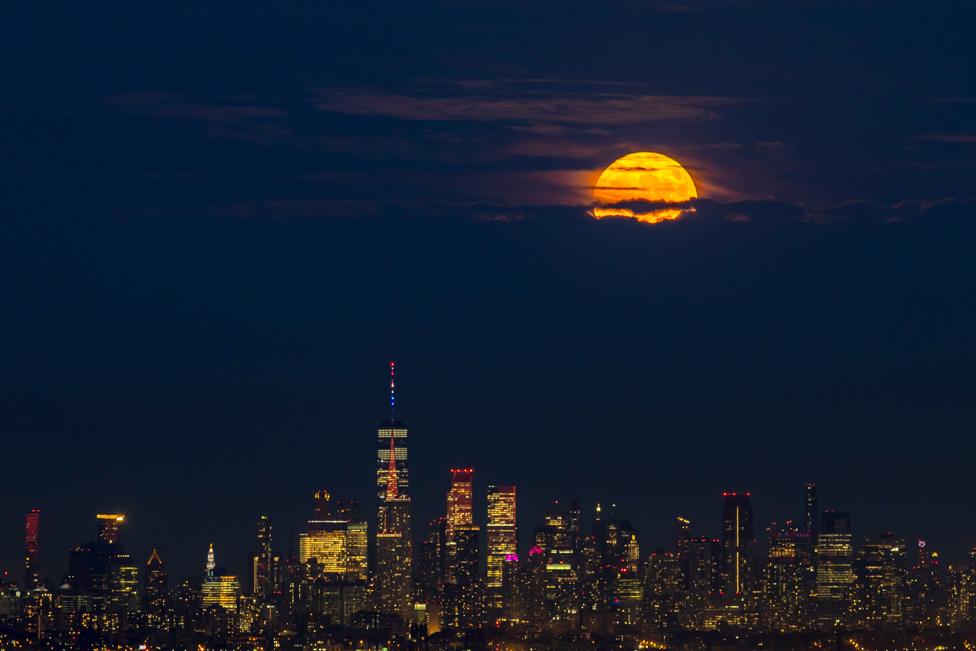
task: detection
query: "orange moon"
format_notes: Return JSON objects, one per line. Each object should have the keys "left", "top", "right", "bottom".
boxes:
{"left": 592, "top": 152, "right": 698, "bottom": 223}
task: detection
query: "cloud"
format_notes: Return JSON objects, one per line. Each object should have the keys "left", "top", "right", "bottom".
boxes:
{"left": 197, "top": 192, "right": 973, "bottom": 229}
{"left": 916, "top": 133, "right": 976, "bottom": 144}
{"left": 313, "top": 87, "right": 745, "bottom": 126}
{"left": 102, "top": 92, "right": 291, "bottom": 143}
{"left": 104, "top": 92, "right": 286, "bottom": 121}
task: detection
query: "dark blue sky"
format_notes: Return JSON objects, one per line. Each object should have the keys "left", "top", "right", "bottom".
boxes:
{"left": 1, "top": 0, "right": 974, "bottom": 580}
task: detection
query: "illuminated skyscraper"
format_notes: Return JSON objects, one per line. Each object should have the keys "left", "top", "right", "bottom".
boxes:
{"left": 417, "top": 516, "right": 447, "bottom": 605}
{"left": 144, "top": 549, "right": 169, "bottom": 619}
{"left": 24, "top": 508, "right": 40, "bottom": 589}
{"left": 108, "top": 552, "right": 140, "bottom": 617}
{"left": 804, "top": 483, "right": 818, "bottom": 542}
{"left": 65, "top": 513, "right": 137, "bottom": 620}
{"left": 443, "top": 469, "right": 483, "bottom": 628}
{"left": 686, "top": 537, "right": 721, "bottom": 597}
{"left": 852, "top": 532, "right": 907, "bottom": 629}
{"left": 300, "top": 490, "right": 367, "bottom": 580}
{"left": 721, "top": 492, "right": 754, "bottom": 596}
{"left": 443, "top": 525, "right": 483, "bottom": 629}
{"left": 446, "top": 468, "right": 474, "bottom": 538}
{"left": 761, "top": 521, "right": 810, "bottom": 631}
{"left": 486, "top": 485, "right": 518, "bottom": 603}
{"left": 540, "top": 500, "right": 579, "bottom": 623}
{"left": 644, "top": 549, "right": 683, "bottom": 629}
{"left": 377, "top": 361, "right": 409, "bottom": 510}
{"left": 376, "top": 422, "right": 414, "bottom": 620}
{"left": 202, "top": 544, "right": 240, "bottom": 612}
{"left": 613, "top": 525, "right": 643, "bottom": 625}
{"left": 908, "top": 539, "right": 949, "bottom": 628}
{"left": 97, "top": 513, "right": 125, "bottom": 546}
{"left": 816, "top": 511, "right": 854, "bottom": 629}
{"left": 250, "top": 515, "right": 280, "bottom": 600}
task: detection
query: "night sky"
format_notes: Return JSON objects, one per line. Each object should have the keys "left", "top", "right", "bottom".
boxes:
{"left": 2, "top": 1, "right": 975, "bottom": 581}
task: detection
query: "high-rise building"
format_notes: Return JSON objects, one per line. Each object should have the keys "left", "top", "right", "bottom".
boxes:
{"left": 144, "top": 549, "right": 169, "bottom": 618}
{"left": 443, "top": 525, "right": 483, "bottom": 629}
{"left": 804, "top": 483, "right": 818, "bottom": 541}
{"left": 584, "top": 502, "right": 620, "bottom": 613}
{"left": 25, "top": 509, "right": 40, "bottom": 589}
{"left": 613, "top": 525, "right": 643, "bottom": 625}
{"left": 908, "top": 539, "right": 950, "bottom": 628}
{"left": 644, "top": 549, "right": 683, "bottom": 630}
{"left": 108, "top": 552, "right": 140, "bottom": 616}
{"left": 852, "top": 532, "right": 907, "bottom": 629}
{"left": 686, "top": 537, "right": 721, "bottom": 598}
{"left": 97, "top": 514, "right": 125, "bottom": 546}
{"left": 417, "top": 516, "right": 447, "bottom": 606}
{"left": 721, "top": 492, "right": 754, "bottom": 596}
{"left": 816, "top": 511, "right": 854, "bottom": 629}
{"left": 376, "top": 407, "right": 414, "bottom": 621}
{"left": 300, "top": 490, "right": 368, "bottom": 581}
{"left": 250, "top": 515, "right": 279, "bottom": 600}
{"left": 486, "top": 485, "right": 517, "bottom": 607}
{"left": 346, "top": 522, "right": 368, "bottom": 582}
{"left": 441, "top": 468, "right": 483, "bottom": 629}
{"left": 65, "top": 513, "right": 138, "bottom": 623}
{"left": 761, "top": 521, "right": 810, "bottom": 631}
{"left": 446, "top": 468, "right": 474, "bottom": 538}
{"left": 539, "top": 500, "right": 579, "bottom": 624}
{"left": 376, "top": 361, "right": 409, "bottom": 510}
{"left": 202, "top": 544, "right": 240, "bottom": 612}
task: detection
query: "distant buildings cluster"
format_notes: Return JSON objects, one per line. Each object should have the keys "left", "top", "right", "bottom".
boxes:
{"left": 3, "top": 364, "right": 976, "bottom": 650}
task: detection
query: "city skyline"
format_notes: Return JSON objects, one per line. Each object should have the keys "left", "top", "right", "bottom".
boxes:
{"left": 4, "top": 364, "right": 968, "bottom": 584}
{"left": 3, "top": 364, "right": 976, "bottom": 650}
{"left": 2, "top": 1, "right": 974, "bottom": 647}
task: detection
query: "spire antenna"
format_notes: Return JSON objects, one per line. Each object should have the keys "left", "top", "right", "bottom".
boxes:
{"left": 389, "top": 360, "right": 397, "bottom": 420}
{"left": 206, "top": 543, "right": 215, "bottom": 577}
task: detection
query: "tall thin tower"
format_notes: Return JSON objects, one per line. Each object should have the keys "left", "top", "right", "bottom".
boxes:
{"left": 375, "top": 361, "right": 413, "bottom": 619}
{"left": 721, "top": 492, "right": 754, "bottom": 596}
{"left": 804, "top": 482, "right": 818, "bottom": 541}
{"left": 24, "top": 509, "right": 40, "bottom": 589}
{"left": 377, "top": 362, "right": 409, "bottom": 509}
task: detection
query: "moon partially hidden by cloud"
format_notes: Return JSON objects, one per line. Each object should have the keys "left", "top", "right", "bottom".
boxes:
{"left": 592, "top": 152, "right": 698, "bottom": 223}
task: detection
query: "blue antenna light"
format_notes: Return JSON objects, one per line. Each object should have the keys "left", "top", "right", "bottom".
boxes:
{"left": 389, "top": 360, "right": 396, "bottom": 419}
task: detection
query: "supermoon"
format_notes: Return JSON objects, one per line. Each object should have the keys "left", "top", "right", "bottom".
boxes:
{"left": 592, "top": 152, "right": 698, "bottom": 223}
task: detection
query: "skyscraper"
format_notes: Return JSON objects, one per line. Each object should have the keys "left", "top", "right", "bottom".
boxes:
{"left": 97, "top": 513, "right": 125, "bottom": 546}
{"left": 816, "top": 511, "right": 854, "bottom": 629}
{"left": 443, "top": 469, "right": 483, "bottom": 628}
{"left": 721, "top": 492, "right": 754, "bottom": 596}
{"left": 377, "top": 361, "right": 409, "bottom": 510}
{"left": 250, "top": 515, "right": 279, "bottom": 600}
{"left": 540, "top": 500, "right": 579, "bottom": 623}
{"left": 24, "top": 508, "right": 40, "bottom": 589}
{"left": 202, "top": 544, "right": 240, "bottom": 612}
{"left": 446, "top": 468, "right": 474, "bottom": 538}
{"left": 852, "top": 532, "right": 907, "bottom": 629}
{"left": 376, "top": 413, "right": 414, "bottom": 620}
{"left": 486, "top": 485, "right": 517, "bottom": 611}
{"left": 144, "top": 549, "right": 169, "bottom": 626}
{"left": 443, "top": 525, "right": 483, "bottom": 629}
{"left": 804, "top": 483, "right": 818, "bottom": 541}
{"left": 762, "top": 521, "right": 809, "bottom": 631}
{"left": 300, "top": 490, "right": 367, "bottom": 580}
{"left": 417, "top": 516, "right": 447, "bottom": 605}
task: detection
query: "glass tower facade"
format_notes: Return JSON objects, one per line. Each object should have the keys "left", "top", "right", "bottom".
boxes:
{"left": 486, "top": 485, "right": 518, "bottom": 592}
